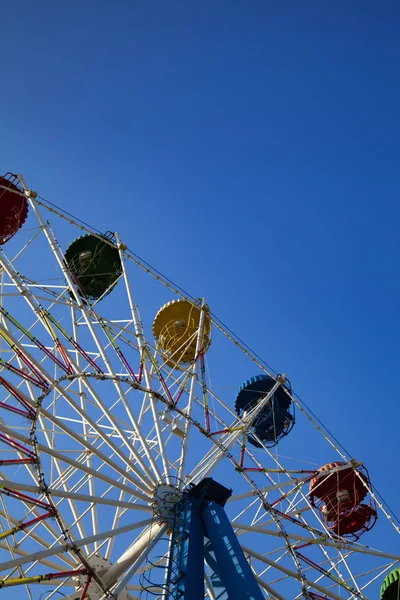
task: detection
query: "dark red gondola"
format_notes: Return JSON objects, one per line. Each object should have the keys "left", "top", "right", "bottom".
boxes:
{"left": 0, "top": 174, "right": 28, "bottom": 244}
{"left": 309, "top": 462, "right": 377, "bottom": 540}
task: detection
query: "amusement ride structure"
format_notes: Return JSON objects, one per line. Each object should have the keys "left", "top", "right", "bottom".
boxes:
{"left": 0, "top": 172, "right": 398, "bottom": 599}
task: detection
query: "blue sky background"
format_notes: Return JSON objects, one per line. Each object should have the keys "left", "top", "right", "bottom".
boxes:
{"left": 1, "top": 0, "right": 400, "bottom": 595}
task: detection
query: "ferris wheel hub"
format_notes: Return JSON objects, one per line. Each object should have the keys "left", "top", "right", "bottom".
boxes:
{"left": 151, "top": 482, "right": 183, "bottom": 524}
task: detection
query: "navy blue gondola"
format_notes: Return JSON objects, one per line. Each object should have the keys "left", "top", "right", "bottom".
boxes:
{"left": 235, "top": 374, "right": 294, "bottom": 448}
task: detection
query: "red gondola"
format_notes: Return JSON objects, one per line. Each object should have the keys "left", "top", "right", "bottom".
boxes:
{"left": 0, "top": 174, "right": 28, "bottom": 244}
{"left": 310, "top": 462, "right": 377, "bottom": 540}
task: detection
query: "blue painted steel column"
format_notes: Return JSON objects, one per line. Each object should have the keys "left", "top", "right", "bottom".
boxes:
{"left": 202, "top": 500, "right": 264, "bottom": 600}
{"left": 166, "top": 496, "right": 205, "bottom": 599}
{"left": 203, "top": 542, "right": 229, "bottom": 600}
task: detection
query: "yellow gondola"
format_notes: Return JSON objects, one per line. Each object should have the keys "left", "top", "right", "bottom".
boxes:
{"left": 153, "top": 299, "right": 211, "bottom": 367}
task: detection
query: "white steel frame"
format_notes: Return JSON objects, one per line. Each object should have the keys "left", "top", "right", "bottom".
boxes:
{"left": 0, "top": 175, "right": 396, "bottom": 600}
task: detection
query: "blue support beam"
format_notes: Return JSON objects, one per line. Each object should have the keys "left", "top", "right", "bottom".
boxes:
{"left": 163, "top": 479, "right": 264, "bottom": 600}
{"left": 203, "top": 544, "right": 229, "bottom": 600}
{"left": 202, "top": 500, "right": 264, "bottom": 600}
{"left": 165, "top": 495, "right": 205, "bottom": 599}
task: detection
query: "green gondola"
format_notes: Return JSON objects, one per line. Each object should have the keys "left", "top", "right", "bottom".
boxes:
{"left": 381, "top": 569, "right": 400, "bottom": 599}
{"left": 65, "top": 232, "right": 122, "bottom": 300}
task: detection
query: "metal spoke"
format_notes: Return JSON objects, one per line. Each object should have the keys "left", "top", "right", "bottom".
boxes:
{"left": 0, "top": 517, "right": 156, "bottom": 573}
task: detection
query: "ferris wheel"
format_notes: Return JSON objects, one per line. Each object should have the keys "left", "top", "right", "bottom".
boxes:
{"left": 0, "top": 172, "right": 398, "bottom": 600}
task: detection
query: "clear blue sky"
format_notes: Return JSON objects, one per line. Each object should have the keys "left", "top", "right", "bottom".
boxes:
{"left": 1, "top": 0, "right": 400, "bottom": 592}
